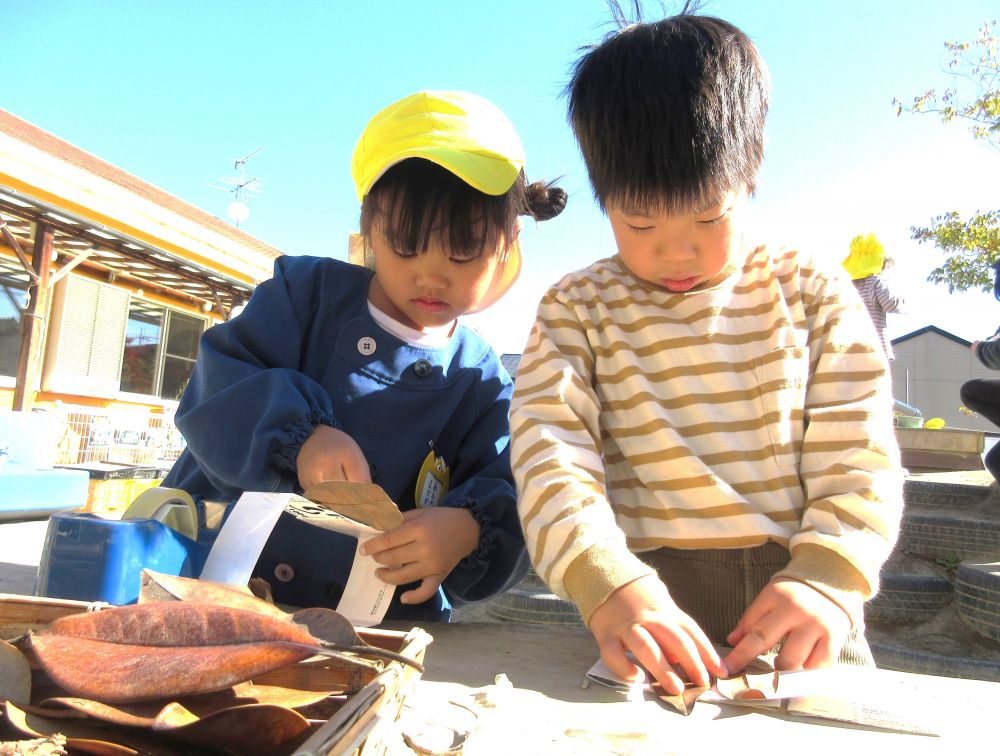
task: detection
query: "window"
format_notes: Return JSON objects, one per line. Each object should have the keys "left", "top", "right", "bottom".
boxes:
{"left": 0, "top": 259, "right": 30, "bottom": 377}
{"left": 121, "top": 299, "right": 204, "bottom": 400}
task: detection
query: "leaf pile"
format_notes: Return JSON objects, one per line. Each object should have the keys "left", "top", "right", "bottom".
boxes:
{"left": 0, "top": 571, "right": 423, "bottom": 754}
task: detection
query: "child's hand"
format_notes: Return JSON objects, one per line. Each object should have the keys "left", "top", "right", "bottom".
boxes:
{"left": 359, "top": 507, "right": 481, "bottom": 604}
{"left": 296, "top": 424, "right": 371, "bottom": 490}
{"left": 724, "top": 578, "right": 851, "bottom": 674}
{"left": 588, "top": 575, "right": 725, "bottom": 696}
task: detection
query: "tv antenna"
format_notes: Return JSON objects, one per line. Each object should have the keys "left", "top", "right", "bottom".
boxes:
{"left": 208, "top": 147, "right": 264, "bottom": 227}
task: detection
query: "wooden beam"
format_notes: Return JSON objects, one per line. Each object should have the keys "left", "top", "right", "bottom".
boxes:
{"left": 12, "top": 224, "right": 53, "bottom": 411}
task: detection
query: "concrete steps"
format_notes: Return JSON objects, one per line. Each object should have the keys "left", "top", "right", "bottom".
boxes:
{"left": 866, "top": 471, "right": 1000, "bottom": 682}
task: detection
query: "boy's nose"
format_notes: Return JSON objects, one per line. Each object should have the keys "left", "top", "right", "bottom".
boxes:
{"left": 657, "top": 238, "right": 696, "bottom": 261}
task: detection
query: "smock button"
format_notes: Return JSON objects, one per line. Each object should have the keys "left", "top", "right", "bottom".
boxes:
{"left": 357, "top": 336, "right": 376, "bottom": 356}
{"left": 274, "top": 563, "right": 295, "bottom": 582}
{"left": 413, "top": 359, "right": 433, "bottom": 377}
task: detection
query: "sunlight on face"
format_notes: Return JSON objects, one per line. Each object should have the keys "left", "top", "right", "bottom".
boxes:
{"left": 366, "top": 224, "right": 509, "bottom": 330}
{"left": 607, "top": 189, "right": 750, "bottom": 292}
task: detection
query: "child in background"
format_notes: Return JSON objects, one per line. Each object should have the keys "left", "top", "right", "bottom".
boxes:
{"left": 510, "top": 13, "right": 903, "bottom": 694}
{"left": 842, "top": 233, "right": 905, "bottom": 361}
{"left": 163, "top": 90, "right": 567, "bottom": 621}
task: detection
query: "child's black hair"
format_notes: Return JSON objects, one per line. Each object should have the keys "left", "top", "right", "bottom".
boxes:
{"left": 567, "top": 12, "right": 770, "bottom": 214}
{"left": 360, "top": 159, "right": 566, "bottom": 259}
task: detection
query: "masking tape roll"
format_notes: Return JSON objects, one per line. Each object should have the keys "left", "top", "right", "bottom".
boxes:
{"left": 121, "top": 487, "right": 198, "bottom": 540}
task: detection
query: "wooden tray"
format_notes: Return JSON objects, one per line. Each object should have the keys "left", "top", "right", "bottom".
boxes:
{"left": 1, "top": 595, "right": 432, "bottom": 755}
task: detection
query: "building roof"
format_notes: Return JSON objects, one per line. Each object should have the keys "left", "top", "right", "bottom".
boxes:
{"left": 891, "top": 325, "right": 972, "bottom": 348}
{"left": 0, "top": 109, "right": 281, "bottom": 288}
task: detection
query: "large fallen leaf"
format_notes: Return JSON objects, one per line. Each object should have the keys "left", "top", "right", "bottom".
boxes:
{"left": 30, "top": 698, "right": 316, "bottom": 756}
{"left": 40, "top": 684, "right": 334, "bottom": 725}
{"left": 3, "top": 700, "right": 165, "bottom": 755}
{"left": 302, "top": 480, "right": 403, "bottom": 530}
{"left": 138, "top": 569, "right": 290, "bottom": 620}
{"left": 0, "top": 639, "right": 31, "bottom": 705}
{"left": 23, "top": 602, "right": 375, "bottom": 703}
{"left": 144, "top": 571, "right": 425, "bottom": 671}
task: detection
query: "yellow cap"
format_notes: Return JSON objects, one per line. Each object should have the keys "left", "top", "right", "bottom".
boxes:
{"left": 351, "top": 90, "right": 526, "bottom": 201}
{"left": 842, "top": 233, "right": 886, "bottom": 280}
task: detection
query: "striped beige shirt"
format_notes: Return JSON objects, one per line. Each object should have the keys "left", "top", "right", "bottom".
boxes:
{"left": 510, "top": 246, "right": 904, "bottom": 624}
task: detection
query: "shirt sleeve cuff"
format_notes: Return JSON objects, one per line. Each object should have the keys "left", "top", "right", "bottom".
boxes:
{"left": 563, "top": 543, "right": 656, "bottom": 625}
{"left": 268, "top": 411, "right": 338, "bottom": 475}
{"left": 773, "top": 543, "right": 871, "bottom": 627}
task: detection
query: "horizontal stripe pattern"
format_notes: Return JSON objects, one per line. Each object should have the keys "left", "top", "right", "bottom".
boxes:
{"left": 510, "top": 246, "right": 903, "bottom": 620}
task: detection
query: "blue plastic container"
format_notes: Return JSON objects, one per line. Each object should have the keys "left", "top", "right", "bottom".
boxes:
{"left": 35, "top": 512, "right": 216, "bottom": 604}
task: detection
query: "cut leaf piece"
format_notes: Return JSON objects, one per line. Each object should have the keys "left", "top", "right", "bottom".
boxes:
{"left": 303, "top": 480, "right": 403, "bottom": 530}
{"left": 139, "top": 570, "right": 290, "bottom": 621}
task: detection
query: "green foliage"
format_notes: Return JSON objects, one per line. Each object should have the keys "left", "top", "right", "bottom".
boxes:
{"left": 935, "top": 553, "right": 961, "bottom": 574}
{"left": 916, "top": 209, "right": 1000, "bottom": 293}
{"left": 894, "top": 20, "right": 999, "bottom": 148}
{"left": 896, "top": 21, "right": 999, "bottom": 293}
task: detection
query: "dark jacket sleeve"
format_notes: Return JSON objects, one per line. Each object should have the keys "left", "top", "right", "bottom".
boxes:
{"left": 975, "top": 335, "right": 1000, "bottom": 371}
{"left": 438, "top": 365, "right": 529, "bottom": 604}
{"left": 172, "top": 257, "right": 337, "bottom": 498}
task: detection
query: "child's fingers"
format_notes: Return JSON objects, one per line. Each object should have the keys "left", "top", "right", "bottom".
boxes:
{"left": 400, "top": 575, "right": 444, "bottom": 605}
{"left": 723, "top": 613, "right": 785, "bottom": 674}
{"left": 644, "top": 623, "right": 715, "bottom": 689}
{"left": 625, "top": 626, "right": 688, "bottom": 696}
{"left": 339, "top": 455, "right": 372, "bottom": 483}
{"left": 773, "top": 626, "right": 826, "bottom": 671}
{"left": 653, "top": 621, "right": 725, "bottom": 683}
{"left": 359, "top": 527, "right": 415, "bottom": 558}
{"left": 596, "top": 637, "right": 644, "bottom": 686}
{"left": 374, "top": 562, "right": 423, "bottom": 586}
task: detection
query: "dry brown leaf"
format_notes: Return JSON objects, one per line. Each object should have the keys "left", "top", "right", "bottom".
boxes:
{"left": 151, "top": 702, "right": 313, "bottom": 756}
{"left": 29, "top": 697, "right": 315, "bottom": 756}
{"left": 3, "top": 700, "right": 166, "bottom": 755}
{"left": 23, "top": 603, "right": 341, "bottom": 703}
{"left": 138, "top": 570, "right": 290, "bottom": 621}
{"left": 292, "top": 606, "right": 366, "bottom": 647}
{"left": 655, "top": 683, "right": 709, "bottom": 716}
{"left": 40, "top": 684, "right": 333, "bottom": 724}
{"left": 0, "top": 639, "right": 31, "bottom": 705}
{"left": 303, "top": 480, "right": 403, "bottom": 530}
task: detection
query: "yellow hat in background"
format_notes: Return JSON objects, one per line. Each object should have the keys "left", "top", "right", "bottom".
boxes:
{"left": 351, "top": 90, "right": 526, "bottom": 201}
{"left": 842, "top": 233, "right": 886, "bottom": 280}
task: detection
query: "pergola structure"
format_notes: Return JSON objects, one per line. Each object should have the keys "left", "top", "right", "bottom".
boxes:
{"left": 0, "top": 109, "right": 283, "bottom": 410}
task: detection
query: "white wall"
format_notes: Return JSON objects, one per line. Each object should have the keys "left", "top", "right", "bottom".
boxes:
{"left": 892, "top": 330, "right": 998, "bottom": 433}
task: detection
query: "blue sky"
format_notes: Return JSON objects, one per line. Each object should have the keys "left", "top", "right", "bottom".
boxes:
{"left": 5, "top": 0, "right": 998, "bottom": 353}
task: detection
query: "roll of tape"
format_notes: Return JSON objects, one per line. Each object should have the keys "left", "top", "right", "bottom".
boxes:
{"left": 121, "top": 487, "right": 198, "bottom": 540}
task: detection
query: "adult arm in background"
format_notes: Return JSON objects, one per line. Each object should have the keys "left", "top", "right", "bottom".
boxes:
{"left": 173, "top": 257, "right": 339, "bottom": 498}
